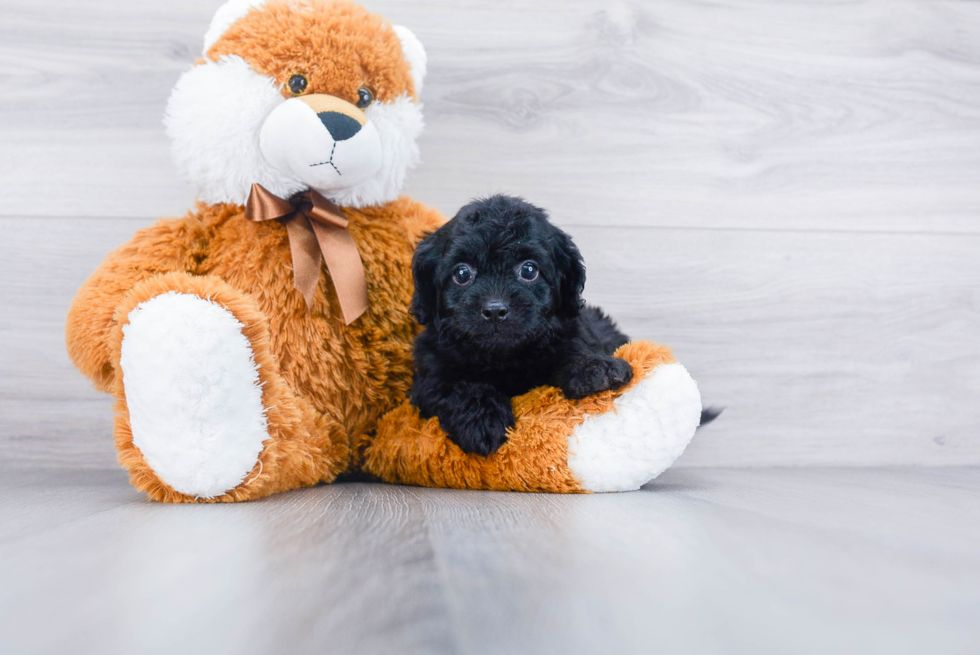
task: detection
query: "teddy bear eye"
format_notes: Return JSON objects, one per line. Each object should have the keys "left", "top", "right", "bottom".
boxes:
{"left": 452, "top": 264, "right": 475, "bottom": 285}
{"left": 518, "top": 261, "right": 539, "bottom": 281}
{"left": 288, "top": 74, "right": 309, "bottom": 96}
{"left": 356, "top": 86, "right": 375, "bottom": 109}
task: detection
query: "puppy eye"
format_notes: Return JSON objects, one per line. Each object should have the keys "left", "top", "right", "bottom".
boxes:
{"left": 518, "top": 261, "right": 539, "bottom": 281}
{"left": 452, "top": 264, "right": 475, "bottom": 285}
{"left": 287, "top": 74, "right": 309, "bottom": 96}
{"left": 355, "top": 86, "right": 375, "bottom": 109}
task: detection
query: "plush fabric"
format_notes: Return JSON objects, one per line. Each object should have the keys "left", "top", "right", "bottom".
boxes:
{"left": 120, "top": 291, "right": 270, "bottom": 498}
{"left": 64, "top": 0, "right": 703, "bottom": 503}
{"left": 365, "top": 342, "right": 679, "bottom": 493}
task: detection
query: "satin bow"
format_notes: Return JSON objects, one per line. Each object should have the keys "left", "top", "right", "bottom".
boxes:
{"left": 245, "top": 183, "right": 368, "bottom": 324}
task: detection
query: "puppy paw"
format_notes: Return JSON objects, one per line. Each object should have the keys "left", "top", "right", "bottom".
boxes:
{"left": 561, "top": 355, "right": 634, "bottom": 400}
{"left": 441, "top": 400, "right": 515, "bottom": 457}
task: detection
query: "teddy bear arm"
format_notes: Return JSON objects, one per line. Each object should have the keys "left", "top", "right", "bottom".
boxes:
{"left": 366, "top": 341, "right": 703, "bottom": 493}
{"left": 396, "top": 196, "right": 449, "bottom": 245}
{"left": 66, "top": 219, "right": 199, "bottom": 392}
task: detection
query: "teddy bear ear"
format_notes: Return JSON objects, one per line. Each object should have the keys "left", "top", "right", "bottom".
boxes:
{"left": 393, "top": 25, "right": 427, "bottom": 97}
{"left": 202, "top": 0, "right": 267, "bottom": 56}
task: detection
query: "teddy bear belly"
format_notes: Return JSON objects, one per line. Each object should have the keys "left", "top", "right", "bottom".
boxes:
{"left": 190, "top": 211, "right": 419, "bottom": 439}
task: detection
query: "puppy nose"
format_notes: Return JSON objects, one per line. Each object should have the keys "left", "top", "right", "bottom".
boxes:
{"left": 317, "top": 111, "right": 362, "bottom": 141}
{"left": 482, "top": 300, "right": 509, "bottom": 323}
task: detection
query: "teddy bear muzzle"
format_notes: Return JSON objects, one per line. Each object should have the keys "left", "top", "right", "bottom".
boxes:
{"left": 259, "top": 93, "right": 384, "bottom": 194}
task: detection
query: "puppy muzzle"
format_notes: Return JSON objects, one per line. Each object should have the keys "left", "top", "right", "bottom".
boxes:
{"left": 482, "top": 299, "right": 509, "bottom": 323}
{"left": 259, "top": 94, "right": 384, "bottom": 195}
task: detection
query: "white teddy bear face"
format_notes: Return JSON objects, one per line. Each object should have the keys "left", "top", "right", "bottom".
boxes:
{"left": 165, "top": 0, "right": 427, "bottom": 209}
{"left": 259, "top": 91, "right": 385, "bottom": 193}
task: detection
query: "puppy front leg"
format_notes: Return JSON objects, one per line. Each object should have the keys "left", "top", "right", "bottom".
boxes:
{"left": 430, "top": 381, "right": 515, "bottom": 456}
{"left": 555, "top": 352, "right": 634, "bottom": 400}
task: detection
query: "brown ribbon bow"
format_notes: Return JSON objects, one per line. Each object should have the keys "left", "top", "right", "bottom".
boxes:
{"left": 245, "top": 183, "right": 368, "bottom": 324}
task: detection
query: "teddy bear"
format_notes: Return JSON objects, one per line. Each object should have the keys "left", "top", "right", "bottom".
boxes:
{"left": 65, "top": 0, "right": 703, "bottom": 503}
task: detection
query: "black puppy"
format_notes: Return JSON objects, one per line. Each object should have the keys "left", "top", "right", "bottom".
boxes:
{"left": 409, "top": 195, "right": 633, "bottom": 456}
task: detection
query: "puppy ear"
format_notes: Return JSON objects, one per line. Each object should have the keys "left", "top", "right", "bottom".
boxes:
{"left": 410, "top": 231, "right": 442, "bottom": 325}
{"left": 551, "top": 228, "right": 586, "bottom": 319}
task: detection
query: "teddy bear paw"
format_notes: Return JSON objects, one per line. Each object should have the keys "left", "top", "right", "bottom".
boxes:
{"left": 119, "top": 292, "right": 269, "bottom": 498}
{"left": 565, "top": 362, "right": 702, "bottom": 492}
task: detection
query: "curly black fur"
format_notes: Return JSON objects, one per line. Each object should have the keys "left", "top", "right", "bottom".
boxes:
{"left": 409, "top": 195, "right": 633, "bottom": 456}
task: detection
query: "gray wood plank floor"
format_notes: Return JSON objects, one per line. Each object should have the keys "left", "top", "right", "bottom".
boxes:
{"left": 1, "top": 467, "right": 977, "bottom": 655}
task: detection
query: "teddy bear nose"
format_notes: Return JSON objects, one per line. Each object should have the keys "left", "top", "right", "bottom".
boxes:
{"left": 317, "top": 111, "right": 362, "bottom": 141}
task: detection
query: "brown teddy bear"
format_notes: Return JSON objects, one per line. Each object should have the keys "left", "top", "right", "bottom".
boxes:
{"left": 65, "top": 0, "right": 703, "bottom": 503}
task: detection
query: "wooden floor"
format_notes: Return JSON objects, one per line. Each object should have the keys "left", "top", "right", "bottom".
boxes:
{"left": 1, "top": 467, "right": 977, "bottom": 655}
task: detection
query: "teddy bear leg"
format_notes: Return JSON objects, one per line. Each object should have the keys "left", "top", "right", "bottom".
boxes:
{"left": 364, "top": 341, "right": 702, "bottom": 493}
{"left": 108, "top": 272, "right": 347, "bottom": 503}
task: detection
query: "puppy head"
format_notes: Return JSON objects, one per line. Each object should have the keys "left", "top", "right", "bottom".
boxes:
{"left": 412, "top": 195, "right": 586, "bottom": 352}
{"left": 165, "top": 0, "right": 426, "bottom": 209}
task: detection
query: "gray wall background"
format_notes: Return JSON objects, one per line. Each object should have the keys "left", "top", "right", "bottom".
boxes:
{"left": 1, "top": 0, "right": 978, "bottom": 469}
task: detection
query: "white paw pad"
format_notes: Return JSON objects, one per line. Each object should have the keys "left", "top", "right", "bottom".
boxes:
{"left": 120, "top": 292, "right": 268, "bottom": 498}
{"left": 567, "top": 362, "right": 702, "bottom": 492}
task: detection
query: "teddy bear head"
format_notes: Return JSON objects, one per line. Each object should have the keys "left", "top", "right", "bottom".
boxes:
{"left": 165, "top": 0, "right": 427, "bottom": 209}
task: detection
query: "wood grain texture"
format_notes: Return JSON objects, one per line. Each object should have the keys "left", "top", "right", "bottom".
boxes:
{"left": 1, "top": 467, "right": 978, "bottom": 654}
{"left": 0, "top": 0, "right": 978, "bottom": 232}
{"left": 1, "top": 0, "right": 978, "bottom": 469}
{"left": 2, "top": 217, "right": 977, "bottom": 468}
{"left": 577, "top": 226, "right": 980, "bottom": 466}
